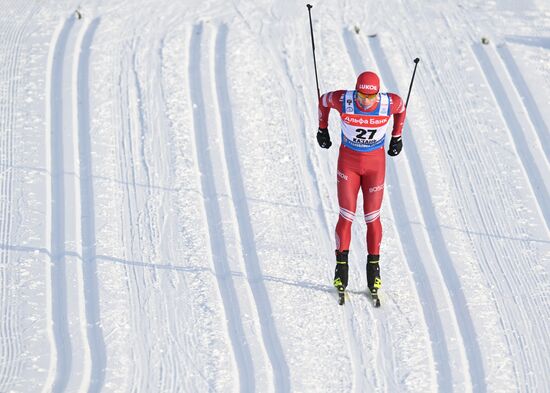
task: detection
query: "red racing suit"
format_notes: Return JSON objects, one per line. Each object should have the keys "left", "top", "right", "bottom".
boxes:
{"left": 319, "top": 90, "right": 406, "bottom": 255}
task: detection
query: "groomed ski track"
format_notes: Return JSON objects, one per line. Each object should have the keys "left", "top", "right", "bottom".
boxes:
{"left": 1, "top": 1, "right": 549, "bottom": 392}
{"left": 0, "top": 2, "right": 40, "bottom": 391}
{"left": 45, "top": 14, "right": 106, "bottom": 393}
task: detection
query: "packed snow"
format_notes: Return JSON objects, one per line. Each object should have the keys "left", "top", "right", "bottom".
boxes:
{"left": 1, "top": 0, "right": 549, "bottom": 392}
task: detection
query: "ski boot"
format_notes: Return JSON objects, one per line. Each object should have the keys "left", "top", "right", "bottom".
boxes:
{"left": 367, "top": 254, "right": 382, "bottom": 307}
{"left": 334, "top": 250, "right": 349, "bottom": 305}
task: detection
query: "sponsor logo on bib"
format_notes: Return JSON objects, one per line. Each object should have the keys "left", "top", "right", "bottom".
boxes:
{"left": 342, "top": 114, "right": 389, "bottom": 127}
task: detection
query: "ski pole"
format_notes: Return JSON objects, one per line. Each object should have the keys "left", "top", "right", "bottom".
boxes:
{"left": 306, "top": 4, "right": 321, "bottom": 100}
{"left": 405, "top": 57, "right": 420, "bottom": 108}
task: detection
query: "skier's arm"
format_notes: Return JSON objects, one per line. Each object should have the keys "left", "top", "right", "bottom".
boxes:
{"left": 317, "top": 90, "right": 345, "bottom": 149}
{"left": 388, "top": 93, "right": 406, "bottom": 156}
{"left": 388, "top": 93, "right": 406, "bottom": 137}
{"left": 318, "top": 90, "right": 345, "bottom": 129}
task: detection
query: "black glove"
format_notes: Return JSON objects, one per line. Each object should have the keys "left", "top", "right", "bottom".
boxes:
{"left": 317, "top": 128, "right": 332, "bottom": 149}
{"left": 388, "top": 136, "right": 402, "bottom": 156}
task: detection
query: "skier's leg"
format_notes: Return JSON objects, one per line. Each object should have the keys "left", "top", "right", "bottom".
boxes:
{"left": 361, "top": 148, "right": 385, "bottom": 299}
{"left": 360, "top": 148, "right": 386, "bottom": 255}
{"left": 335, "top": 154, "right": 361, "bottom": 252}
{"left": 363, "top": 184, "right": 383, "bottom": 292}
{"left": 334, "top": 149, "right": 360, "bottom": 293}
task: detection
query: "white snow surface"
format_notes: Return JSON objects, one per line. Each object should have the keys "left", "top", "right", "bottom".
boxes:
{"left": 1, "top": 0, "right": 550, "bottom": 392}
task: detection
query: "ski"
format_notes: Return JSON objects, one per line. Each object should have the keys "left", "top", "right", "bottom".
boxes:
{"left": 338, "top": 291, "right": 346, "bottom": 305}
{"left": 335, "top": 287, "right": 380, "bottom": 307}
{"left": 336, "top": 285, "right": 346, "bottom": 305}
{"left": 369, "top": 275, "right": 382, "bottom": 308}
{"left": 370, "top": 291, "right": 381, "bottom": 308}
{"left": 369, "top": 288, "right": 380, "bottom": 308}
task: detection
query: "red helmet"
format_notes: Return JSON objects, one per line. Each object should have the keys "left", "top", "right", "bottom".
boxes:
{"left": 355, "top": 71, "right": 380, "bottom": 94}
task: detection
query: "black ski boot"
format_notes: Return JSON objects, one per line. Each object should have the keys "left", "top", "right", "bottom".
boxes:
{"left": 334, "top": 250, "right": 349, "bottom": 305}
{"left": 367, "top": 254, "right": 381, "bottom": 307}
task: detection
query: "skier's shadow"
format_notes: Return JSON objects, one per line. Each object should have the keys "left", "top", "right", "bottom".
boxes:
{"left": 0, "top": 243, "right": 370, "bottom": 296}
{"left": 261, "top": 274, "right": 369, "bottom": 296}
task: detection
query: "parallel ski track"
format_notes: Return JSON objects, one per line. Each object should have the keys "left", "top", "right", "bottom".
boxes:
{"left": 261, "top": 15, "right": 370, "bottom": 390}
{"left": 398, "top": 4, "right": 515, "bottom": 391}
{"left": 188, "top": 22, "right": 256, "bottom": 393}
{"left": 74, "top": 17, "right": 107, "bottom": 392}
{"left": 341, "top": 28, "right": 445, "bottom": 391}
{"left": 237, "top": 6, "right": 375, "bottom": 389}
{"left": 496, "top": 43, "right": 550, "bottom": 165}
{"left": 368, "top": 35, "right": 483, "bottom": 391}
{"left": 472, "top": 43, "right": 550, "bottom": 231}
{"left": 45, "top": 14, "right": 107, "bottom": 393}
{"left": 342, "top": 29, "right": 404, "bottom": 393}
{"left": 158, "top": 22, "right": 227, "bottom": 391}
{"left": 214, "top": 23, "right": 292, "bottom": 392}
{"left": 398, "top": 17, "right": 524, "bottom": 391}
{"left": 471, "top": 42, "right": 550, "bottom": 390}
{"left": 44, "top": 17, "right": 76, "bottom": 393}
{"left": 278, "top": 22, "right": 382, "bottom": 391}
{"left": 398, "top": 5, "right": 549, "bottom": 390}
{"left": 0, "top": 11, "right": 18, "bottom": 393}
{"left": 0, "top": 1, "right": 37, "bottom": 389}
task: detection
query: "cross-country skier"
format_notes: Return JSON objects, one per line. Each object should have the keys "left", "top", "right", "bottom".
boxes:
{"left": 317, "top": 71, "right": 406, "bottom": 305}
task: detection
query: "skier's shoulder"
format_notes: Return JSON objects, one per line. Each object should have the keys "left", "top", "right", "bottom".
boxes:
{"left": 386, "top": 92, "right": 405, "bottom": 114}
{"left": 320, "top": 89, "right": 346, "bottom": 107}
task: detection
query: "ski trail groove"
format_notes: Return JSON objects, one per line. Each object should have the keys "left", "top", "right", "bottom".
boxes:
{"left": 343, "top": 29, "right": 400, "bottom": 393}
{"left": 254, "top": 15, "right": 365, "bottom": 391}
{"left": 261, "top": 18, "right": 370, "bottom": 390}
{"left": 44, "top": 16, "right": 76, "bottom": 393}
{"left": 342, "top": 29, "right": 439, "bottom": 390}
{"left": 367, "top": 36, "right": 468, "bottom": 392}
{"left": 73, "top": 17, "right": 107, "bottom": 392}
{"left": 372, "top": 36, "right": 489, "bottom": 392}
{"left": 0, "top": 2, "right": 34, "bottom": 388}
{"left": 472, "top": 43, "right": 550, "bottom": 231}
{"left": 214, "top": 23, "right": 290, "bottom": 393}
{"left": 496, "top": 43, "right": 550, "bottom": 165}
{"left": 399, "top": 6, "right": 534, "bottom": 389}
{"left": 471, "top": 41, "right": 550, "bottom": 389}
{"left": 189, "top": 22, "right": 256, "bottom": 393}
{"left": 45, "top": 14, "right": 107, "bottom": 393}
